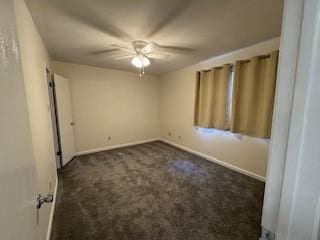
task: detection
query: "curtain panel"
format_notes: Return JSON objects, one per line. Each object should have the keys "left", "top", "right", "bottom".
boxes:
{"left": 231, "top": 51, "right": 279, "bottom": 138}
{"left": 194, "top": 64, "right": 232, "bottom": 130}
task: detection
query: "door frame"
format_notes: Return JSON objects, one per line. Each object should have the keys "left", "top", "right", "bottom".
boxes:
{"left": 261, "top": 0, "right": 304, "bottom": 235}
{"left": 261, "top": 0, "right": 320, "bottom": 239}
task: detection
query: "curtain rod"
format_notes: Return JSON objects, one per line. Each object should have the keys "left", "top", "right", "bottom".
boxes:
{"left": 200, "top": 64, "right": 233, "bottom": 72}
{"left": 239, "top": 54, "right": 271, "bottom": 64}
{"left": 199, "top": 52, "right": 274, "bottom": 72}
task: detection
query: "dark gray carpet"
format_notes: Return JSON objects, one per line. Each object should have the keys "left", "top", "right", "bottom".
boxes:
{"left": 51, "top": 141, "right": 264, "bottom": 240}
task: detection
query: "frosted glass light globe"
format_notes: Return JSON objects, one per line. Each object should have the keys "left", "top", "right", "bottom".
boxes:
{"left": 131, "top": 55, "right": 150, "bottom": 68}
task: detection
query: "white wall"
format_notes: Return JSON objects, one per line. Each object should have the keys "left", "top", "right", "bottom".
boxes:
{"left": 160, "top": 38, "right": 280, "bottom": 179}
{"left": 14, "top": 1, "right": 57, "bottom": 239}
{"left": 52, "top": 61, "right": 160, "bottom": 153}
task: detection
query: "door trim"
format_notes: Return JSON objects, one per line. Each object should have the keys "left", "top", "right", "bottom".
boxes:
{"left": 262, "top": 0, "right": 320, "bottom": 239}
{"left": 45, "top": 178, "right": 58, "bottom": 240}
{"left": 261, "top": 0, "right": 304, "bottom": 234}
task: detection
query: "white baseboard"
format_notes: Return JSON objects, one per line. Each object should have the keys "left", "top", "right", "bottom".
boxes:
{"left": 76, "top": 138, "right": 160, "bottom": 156}
{"left": 160, "top": 139, "right": 266, "bottom": 182}
{"left": 46, "top": 178, "right": 58, "bottom": 240}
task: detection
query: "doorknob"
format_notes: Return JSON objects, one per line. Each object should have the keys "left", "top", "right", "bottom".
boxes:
{"left": 36, "top": 193, "right": 54, "bottom": 209}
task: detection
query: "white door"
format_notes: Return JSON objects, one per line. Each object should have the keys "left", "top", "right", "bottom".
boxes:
{"left": 0, "top": 0, "right": 39, "bottom": 238}
{"left": 54, "top": 74, "right": 76, "bottom": 166}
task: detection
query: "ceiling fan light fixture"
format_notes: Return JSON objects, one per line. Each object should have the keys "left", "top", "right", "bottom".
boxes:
{"left": 131, "top": 55, "right": 150, "bottom": 68}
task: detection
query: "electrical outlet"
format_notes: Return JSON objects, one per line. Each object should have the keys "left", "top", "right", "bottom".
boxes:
{"left": 168, "top": 132, "right": 172, "bottom": 137}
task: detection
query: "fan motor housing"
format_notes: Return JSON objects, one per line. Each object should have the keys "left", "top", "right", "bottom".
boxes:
{"left": 132, "top": 40, "right": 147, "bottom": 52}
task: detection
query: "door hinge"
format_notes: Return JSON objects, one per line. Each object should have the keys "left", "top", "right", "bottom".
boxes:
{"left": 57, "top": 151, "right": 62, "bottom": 156}
{"left": 261, "top": 227, "right": 275, "bottom": 240}
{"left": 49, "top": 81, "right": 55, "bottom": 87}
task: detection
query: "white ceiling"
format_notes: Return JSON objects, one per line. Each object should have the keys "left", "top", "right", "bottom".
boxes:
{"left": 26, "top": 0, "right": 283, "bottom": 75}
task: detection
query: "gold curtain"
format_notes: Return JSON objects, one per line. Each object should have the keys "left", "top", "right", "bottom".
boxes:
{"left": 194, "top": 64, "right": 232, "bottom": 130}
{"left": 231, "top": 51, "right": 279, "bottom": 138}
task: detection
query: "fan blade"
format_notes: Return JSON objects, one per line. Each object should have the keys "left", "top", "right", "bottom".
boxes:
{"left": 113, "top": 54, "right": 135, "bottom": 60}
{"left": 141, "top": 42, "right": 158, "bottom": 54}
{"left": 142, "top": 41, "right": 195, "bottom": 55}
{"left": 90, "top": 49, "right": 120, "bottom": 55}
{"left": 147, "top": 52, "right": 170, "bottom": 60}
{"left": 156, "top": 45, "right": 195, "bottom": 54}
{"left": 110, "top": 44, "right": 135, "bottom": 54}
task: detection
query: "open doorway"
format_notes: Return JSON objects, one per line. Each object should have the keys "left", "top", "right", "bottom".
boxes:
{"left": 46, "top": 68, "right": 63, "bottom": 169}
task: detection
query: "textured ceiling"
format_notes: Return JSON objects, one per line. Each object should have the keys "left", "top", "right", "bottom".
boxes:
{"left": 26, "top": 0, "right": 283, "bottom": 75}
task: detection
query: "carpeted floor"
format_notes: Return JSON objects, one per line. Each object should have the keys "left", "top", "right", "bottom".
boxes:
{"left": 51, "top": 141, "right": 264, "bottom": 240}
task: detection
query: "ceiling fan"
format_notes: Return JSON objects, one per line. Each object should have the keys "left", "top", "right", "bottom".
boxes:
{"left": 108, "top": 40, "right": 170, "bottom": 76}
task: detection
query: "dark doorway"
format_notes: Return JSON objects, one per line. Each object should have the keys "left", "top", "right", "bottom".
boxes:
{"left": 46, "top": 68, "right": 63, "bottom": 169}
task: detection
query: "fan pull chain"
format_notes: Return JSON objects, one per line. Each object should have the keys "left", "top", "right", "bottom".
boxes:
{"left": 139, "top": 66, "right": 145, "bottom": 78}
